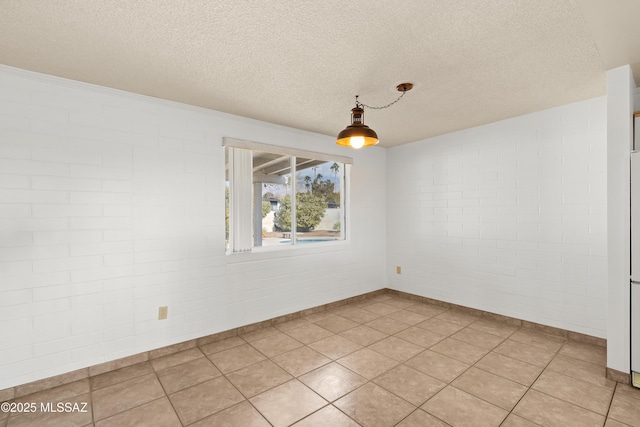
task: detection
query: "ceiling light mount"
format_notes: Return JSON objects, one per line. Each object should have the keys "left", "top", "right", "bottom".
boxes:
{"left": 336, "top": 83, "right": 413, "bottom": 149}
{"left": 396, "top": 82, "right": 414, "bottom": 92}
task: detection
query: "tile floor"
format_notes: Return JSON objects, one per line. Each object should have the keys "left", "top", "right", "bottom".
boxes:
{"left": 3, "top": 293, "right": 640, "bottom": 426}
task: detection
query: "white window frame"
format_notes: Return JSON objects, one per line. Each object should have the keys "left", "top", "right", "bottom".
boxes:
{"left": 224, "top": 137, "right": 352, "bottom": 254}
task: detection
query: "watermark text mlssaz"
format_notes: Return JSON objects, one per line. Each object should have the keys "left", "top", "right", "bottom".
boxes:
{"left": 1, "top": 401, "right": 89, "bottom": 413}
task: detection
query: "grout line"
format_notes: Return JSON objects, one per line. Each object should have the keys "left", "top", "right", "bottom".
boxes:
{"left": 603, "top": 382, "right": 619, "bottom": 423}
{"left": 497, "top": 335, "right": 568, "bottom": 426}
{"left": 88, "top": 385, "right": 95, "bottom": 427}
{"left": 152, "top": 366, "right": 184, "bottom": 426}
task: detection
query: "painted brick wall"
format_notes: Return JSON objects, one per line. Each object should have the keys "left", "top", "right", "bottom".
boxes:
{"left": 0, "top": 66, "right": 387, "bottom": 389}
{"left": 387, "top": 97, "right": 607, "bottom": 338}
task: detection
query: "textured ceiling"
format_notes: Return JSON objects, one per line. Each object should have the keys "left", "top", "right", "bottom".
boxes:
{"left": 0, "top": 1, "right": 637, "bottom": 147}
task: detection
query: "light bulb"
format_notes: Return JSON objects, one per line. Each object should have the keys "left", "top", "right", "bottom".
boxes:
{"left": 350, "top": 136, "right": 365, "bottom": 149}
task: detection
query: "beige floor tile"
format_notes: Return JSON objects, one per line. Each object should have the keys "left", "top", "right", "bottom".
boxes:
{"left": 284, "top": 323, "right": 334, "bottom": 345}
{"left": 13, "top": 379, "right": 89, "bottom": 405}
{"left": 359, "top": 295, "right": 390, "bottom": 304}
{"left": 405, "top": 303, "right": 448, "bottom": 317}
{"left": 365, "top": 317, "right": 411, "bottom": 334}
{"left": 349, "top": 299, "right": 379, "bottom": 309}
{"left": 90, "top": 362, "right": 153, "bottom": 391}
{"left": 272, "top": 346, "right": 331, "bottom": 377}
{"left": 314, "top": 315, "right": 359, "bottom": 333}
{"left": 395, "top": 326, "right": 446, "bottom": 348}
{"left": 13, "top": 369, "right": 88, "bottom": 400}
{"left": 422, "top": 386, "right": 508, "bottom": 427}
{"left": 386, "top": 309, "right": 428, "bottom": 325}
{"left": 474, "top": 352, "right": 542, "bottom": 386}
{"left": 430, "top": 338, "right": 489, "bottom": 365}
{"left": 249, "top": 380, "right": 327, "bottom": 427}
{"left": 92, "top": 374, "right": 164, "bottom": 421}
{"left": 608, "top": 391, "right": 640, "bottom": 426}
{"left": 292, "top": 405, "right": 359, "bottom": 426}
{"left": 309, "top": 335, "right": 362, "bottom": 360}
{"left": 241, "top": 326, "right": 283, "bottom": 342}
{"left": 249, "top": 331, "right": 304, "bottom": 357}
{"left": 604, "top": 418, "right": 632, "bottom": 427}
{"left": 509, "top": 329, "right": 566, "bottom": 352}
{"left": 226, "top": 359, "right": 292, "bottom": 398}
{"left": 299, "top": 362, "right": 367, "bottom": 402}
{"left": 513, "top": 389, "right": 605, "bottom": 427}
{"left": 207, "top": 344, "right": 266, "bottom": 374}
{"left": 335, "top": 382, "right": 415, "bottom": 427}
{"left": 405, "top": 350, "right": 469, "bottom": 383}
{"left": 303, "top": 311, "right": 334, "bottom": 323}
{"left": 157, "top": 357, "right": 222, "bottom": 394}
{"left": 396, "top": 409, "right": 451, "bottom": 426}
{"left": 416, "top": 318, "right": 465, "bottom": 336}
{"left": 615, "top": 382, "right": 640, "bottom": 401}
{"left": 169, "top": 376, "right": 245, "bottom": 425}
{"left": 531, "top": 370, "right": 613, "bottom": 415}
{"left": 383, "top": 298, "right": 417, "bottom": 309}
{"left": 434, "top": 310, "right": 480, "bottom": 326}
{"left": 150, "top": 347, "right": 204, "bottom": 371}
{"left": 374, "top": 364, "right": 446, "bottom": 406}
{"left": 337, "top": 307, "right": 381, "bottom": 324}
{"left": 405, "top": 303, "right": 448, "bottom": 318}
{"left": 337, "top": 348, "right": 398, "bottom": 380}
{"left": 451, "top": 327, "right": 506, "bottom": 350}
{"left": 274, "top": 318, "right": 312, "bottom": 333}
{"left": 368, "top": 336, "right": 424, "bottom": 362}
{"left": 329, "top": 305, "right": 357, "bottom": 316}
{"left": 339, "top": 325, "right": 388, "bottom": 346}
{"left": 500, "top": 414, "right": 539, "bottom": 427}
{"left": 89, "top": 354, "right": 148, "bottom": 378}
{"left": 451, "top": 367, "right": 527, "bottom": 411}
{"left": 493, "top": 339, "right": 556, "bottom": 367}
{"left": 558, "top": 341, "right": 607, "bottom": 366}
{"left": 362, "top": 302, "right": 402, "bottom": 316}
{"left": 95, "top": 396, "right": 180, "bottom": 427}
{"left": 199, "top": 336, "right": 245, "bottom": 355}
{"left": 7, "top": 392, "right": 92, "bottom": 427}
{"left": 467, "top": 319, "right": 518, "bottom": 338}
{"left": 189, "top": 401, "right": 271, "bottom": 427}
{"left": 545, "top": 354, "right": 614, "bottom": 388}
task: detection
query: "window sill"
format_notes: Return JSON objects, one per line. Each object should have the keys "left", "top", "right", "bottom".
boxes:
{"left": 225, "top": 239, "right": 350, "bottom": 261}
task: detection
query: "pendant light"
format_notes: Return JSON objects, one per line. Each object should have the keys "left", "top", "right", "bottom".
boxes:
{"left": 336, "top": 101, "right": 378, "bottom": 149}
{"left": 336, "top": 83, "right": 413, "bottom": 149}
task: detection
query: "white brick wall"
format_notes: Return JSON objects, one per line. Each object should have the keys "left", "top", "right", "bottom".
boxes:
{"left": 0, "top": 66, "right": 386, "bottom": 389}
{"left": 387, "top": 97, "right": 607, "bottom": 338}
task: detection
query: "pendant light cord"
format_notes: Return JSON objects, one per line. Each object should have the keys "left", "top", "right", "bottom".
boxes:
{"left": 356, "top": 90, "right": 407, "bottom": 110}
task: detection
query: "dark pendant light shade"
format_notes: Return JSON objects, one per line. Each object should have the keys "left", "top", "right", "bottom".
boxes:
{"left": 335, "top": 106, "right": 379, "bottom": 149}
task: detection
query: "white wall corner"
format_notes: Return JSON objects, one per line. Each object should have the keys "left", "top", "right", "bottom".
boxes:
{"left": 606, "top": 64, "right": 636, "bottom": 374}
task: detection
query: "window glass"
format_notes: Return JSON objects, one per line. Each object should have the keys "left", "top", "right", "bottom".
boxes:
{"left": 294, "top": 159, "right": 342, "bottom": 243}
{"left": 252, "top": 150, "right": 292, "bottom": 247}
{"left": 225, "top": 144, "right": 347, "bottom": 253}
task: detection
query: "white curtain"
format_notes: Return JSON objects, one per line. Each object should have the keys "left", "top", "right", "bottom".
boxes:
{"left": 228, "top": 147, "right": 253, "bottom": 252}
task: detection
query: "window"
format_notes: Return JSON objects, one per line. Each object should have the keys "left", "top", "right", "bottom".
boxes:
{"left": 224, "top": 138, "right": 351, "bottom": 253}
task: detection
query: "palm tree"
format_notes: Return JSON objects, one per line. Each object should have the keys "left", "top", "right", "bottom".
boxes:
{"left": 304, "top": 175, "right": 312, "bottom": 192}
{"left": 330, "top": 163, "right": 340, "bottom": 182}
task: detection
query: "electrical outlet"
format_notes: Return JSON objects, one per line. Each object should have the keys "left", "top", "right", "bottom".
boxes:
{"left": 158, "top": 306, "right": 168, "bottom": 320}
{"left": 396, "top": 266, "right": 402, "bottom": 274}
